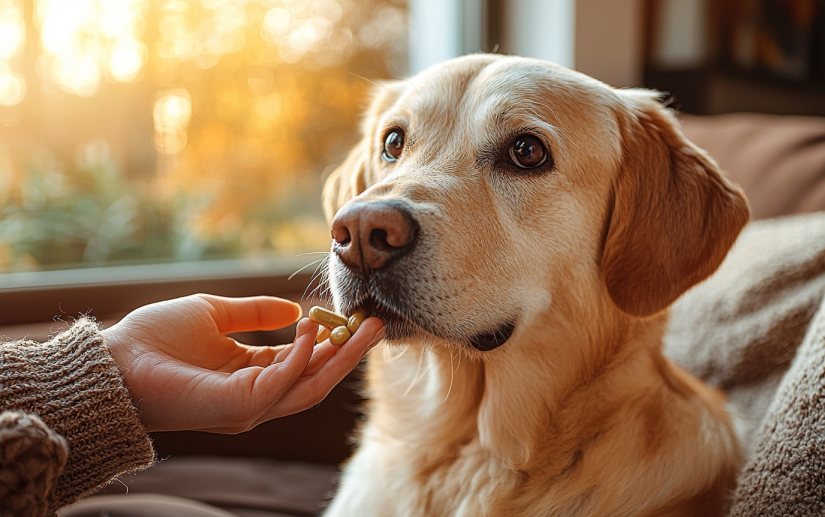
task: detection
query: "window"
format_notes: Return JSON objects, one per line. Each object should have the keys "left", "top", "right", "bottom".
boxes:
{"left": 0, "top": 0, "right": 407, "bottom": 274}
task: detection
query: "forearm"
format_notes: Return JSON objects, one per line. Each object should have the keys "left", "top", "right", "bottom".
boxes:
{"left": 0, "top": 318, "right": 155, "bottom": 515}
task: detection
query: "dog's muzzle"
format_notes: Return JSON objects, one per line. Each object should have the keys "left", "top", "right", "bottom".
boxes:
{"left": 328, "top": 200, "right": 516, "bottom": 351}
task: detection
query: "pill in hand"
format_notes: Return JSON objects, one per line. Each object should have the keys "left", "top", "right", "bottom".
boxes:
{"left": 309, "top": 306, "right": 348, "bottom": 329}
{"left": 316, "top": 326, "right": 332, "bottom": 343}
{"left": 347, "top": 309, "right": 367, "bottom": 333}
{"left": 329, "top": 326, "right": 352, "bottom": 346}
{"left": 308, "top": 306, "right": 368, "bottom": 346}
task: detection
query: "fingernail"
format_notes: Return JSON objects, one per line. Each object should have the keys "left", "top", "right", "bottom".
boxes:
{"left": 292, "top": 302, "right": 303, "bottom": 318}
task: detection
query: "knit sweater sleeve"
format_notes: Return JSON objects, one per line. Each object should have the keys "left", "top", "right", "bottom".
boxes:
{"left": 0, "top": 318, "right": 155, "bottom": 515}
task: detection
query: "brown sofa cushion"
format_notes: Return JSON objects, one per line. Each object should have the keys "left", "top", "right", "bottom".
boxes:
{"left": 680, "top": 113, "right": 825, "bottom": 220}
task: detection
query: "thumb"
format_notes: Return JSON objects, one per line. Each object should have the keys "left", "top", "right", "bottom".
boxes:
{"left": 198, "top": 294, "right": 303, "bottom": 334}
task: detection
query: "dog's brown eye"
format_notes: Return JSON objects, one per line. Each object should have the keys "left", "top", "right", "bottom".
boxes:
{"left": 509, "top": 134, "right": 547, "bottom": 169}
{"left": 382, "top": 129, "right": 405, "bottom": 162}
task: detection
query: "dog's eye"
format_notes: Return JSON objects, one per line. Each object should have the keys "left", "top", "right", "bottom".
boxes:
{"left": 382, "top": 129, "right": 405, "bottom": 162}
{"left": 508, "top": 134, "right": 548, "bottom": 169}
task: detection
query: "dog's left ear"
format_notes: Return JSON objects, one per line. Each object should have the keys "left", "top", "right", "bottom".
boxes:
{"left": 602, "top": 91, "right": 749, "bottom": 318}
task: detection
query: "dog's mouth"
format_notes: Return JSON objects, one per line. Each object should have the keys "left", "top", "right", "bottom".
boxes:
{"left": 336, "top": 290, "right": 517, "bottom": 351}
{"left": 469, "top": 320, "right": 516, "bottom": 351}
{"left": 338, "top": 294, "right": 424, "bottom": 342}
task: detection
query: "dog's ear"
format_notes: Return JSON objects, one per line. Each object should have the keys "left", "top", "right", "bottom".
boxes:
{"left": 602, "top": 91, "right": 749, "bottom": 317}
{"left": 322, "top": 82, "right": 404, "bottom": 222}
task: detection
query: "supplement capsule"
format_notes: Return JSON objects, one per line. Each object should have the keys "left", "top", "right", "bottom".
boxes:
{"left": 329, "top": 326, "right": 352, "bottom": 346}
{"left": 316, "top": 326, "right": 332, "bottom": 343}
{"left": 347, "top": 309, "right": 367, "bottom": 333}
{"left": 309, "top": 306, "right": 348, "bottom": 329}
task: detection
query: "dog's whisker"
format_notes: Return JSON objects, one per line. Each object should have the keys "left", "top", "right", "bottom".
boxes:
{"left": 305, "top": 259, "right": 330, "bottom": 301}
{"left": 303, "top": 257, "right": 326, "bottom": 287}
{"left": 347, "top": 71, "right": 382, "bottom": 88}
{"left": 444, "top": 349, "right": 456, "bottom": 403}
{"left": 403, "top": 346, "right": 426, "bottom": 397}
{"left": 302, "top": 265, "right": 328, "bottom": 301}
{"left": 385, "top": 344, "right": 410, "bottom": 363}
{"left": 289, "top": 257, "right": 326, "bottom": 281}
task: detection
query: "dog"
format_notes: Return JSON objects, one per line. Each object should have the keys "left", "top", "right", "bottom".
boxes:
{"left": 320, "top": 54, "right": 748, "bottom": 517}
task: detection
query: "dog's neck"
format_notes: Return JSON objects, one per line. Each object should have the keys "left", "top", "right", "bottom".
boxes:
{"left": 364, "top": 303, "right": 671, "bottom": 470}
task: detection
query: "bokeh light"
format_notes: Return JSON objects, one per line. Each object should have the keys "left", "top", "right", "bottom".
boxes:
{"left": 154, "top": 88, "right": 192, "bottom": 154}
{"left": 0, "top": 64, "right": 25, "bottom": 106}
{"left": 0, "top": 0, "right": 408, "bottom": 272}
{"left": 0, "top": 1, "right": 25, "bottom": 60}
{"left": 36, "top": 0, "right": 149, "bottom": 96}
{"left": 0, "top": 0, "right": 25, "bottom": 106}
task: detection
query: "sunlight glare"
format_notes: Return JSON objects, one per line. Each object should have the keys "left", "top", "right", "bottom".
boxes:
{"left": 110, "top": 41, "right": 146, "bottom": 82}
{"left": 0, "top": 5, "right": 25, "bottom": 60}
{"left": 37, "top": 0, "right": 148, "bottom": 95}
{"left": 154, "top": 89, "right": 192, "bottom": 154}
{"left": 262, "top": 8, "right": 291, "bottom": 37}
{"left": 67, "top": 55, "right": 101, "bottom": 97}
{"left": 0, "top": 64, "right": 25, "bottom": 106}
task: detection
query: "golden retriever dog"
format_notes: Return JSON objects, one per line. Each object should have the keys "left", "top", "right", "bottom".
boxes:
{"left": 320, "top": 54, "right": 748, "bottom": 517}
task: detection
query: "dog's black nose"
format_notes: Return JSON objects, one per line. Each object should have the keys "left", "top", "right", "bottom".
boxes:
{"left": 331, "top": 201, "right": 418, "bottom": 271}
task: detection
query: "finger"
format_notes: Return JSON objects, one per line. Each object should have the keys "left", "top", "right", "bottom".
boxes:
{"left": 250, "top": 318, "right": 318, "bottom": 402}
{"left": 232, "top": 316, "right": 320, "bottom": 370}
{"left": 297, "top": 317, "right": 384, "bottom": 377}
{"left": 199, "top": 294, "right": 303, "bottom": 334}
{"left": 190, "top": 320, "right": 320, "bottom": 432}
{"left": 257, "top": 318, "right": 384, "bottom": 420}
{"left": 308, "top": 317, "right": 383, "bottom": 376}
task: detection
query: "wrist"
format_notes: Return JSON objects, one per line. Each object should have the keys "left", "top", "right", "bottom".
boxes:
{"left": 101, "top": 326, "right": 137, "bottom": 404}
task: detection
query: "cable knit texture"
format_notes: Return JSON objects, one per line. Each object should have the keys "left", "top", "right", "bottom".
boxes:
{"left": 0, "top": 411, "right": 67, "bottom": 517}
{"left": 0, "top": 318, "right": 155, "bottom": 516}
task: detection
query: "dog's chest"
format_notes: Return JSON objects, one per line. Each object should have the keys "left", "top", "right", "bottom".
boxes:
{"left": 327, "top": 435, "right": 520, "bottom": 517}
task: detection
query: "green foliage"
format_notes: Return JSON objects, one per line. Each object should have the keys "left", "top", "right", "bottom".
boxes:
{"left": 0, "top": 151, "right": 245, "bottom": 271}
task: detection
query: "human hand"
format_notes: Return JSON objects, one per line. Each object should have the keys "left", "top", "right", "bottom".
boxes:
{"left": 102, "top": 294, "right": 383, "bottom": 433}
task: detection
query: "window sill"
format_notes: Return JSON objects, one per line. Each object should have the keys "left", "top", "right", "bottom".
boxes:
{"left": 0, "top": 256, "right": 322, "bottom": 328}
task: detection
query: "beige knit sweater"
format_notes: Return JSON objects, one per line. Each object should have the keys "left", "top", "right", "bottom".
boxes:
{"left": 0, "top": 318, "right": 155, "bottom": 517}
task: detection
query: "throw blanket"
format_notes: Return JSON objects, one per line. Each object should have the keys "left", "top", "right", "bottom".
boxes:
{"left": 665, "top": 212, "right": 825, "bottom": 516}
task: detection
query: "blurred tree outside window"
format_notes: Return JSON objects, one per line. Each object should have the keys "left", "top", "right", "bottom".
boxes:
{"left": 0, "top": 0, "right": 407, "bottom": 273}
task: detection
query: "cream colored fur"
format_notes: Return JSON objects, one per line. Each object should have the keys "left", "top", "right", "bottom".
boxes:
{"left": 321, "top": 55, "right": 748, "bottom": 517}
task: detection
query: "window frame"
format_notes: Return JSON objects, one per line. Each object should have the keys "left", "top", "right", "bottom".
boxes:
{"left": 0, "top": 257, "right": 317, "bottom": 327}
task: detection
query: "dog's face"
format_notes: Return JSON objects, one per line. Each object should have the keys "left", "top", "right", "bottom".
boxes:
{"left": 323, "top": 55, "right": 748, "bottom": 354}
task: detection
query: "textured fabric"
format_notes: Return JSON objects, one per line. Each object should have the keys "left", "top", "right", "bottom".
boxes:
{"left": 728, "top": 299, "right": 825, "bottom": 516}
{"left": 0, "top": 319, "right": 155, "bottom": 516}
{"left": 665, "top": 213, "right": 825, "bottom": 455}
{"left": 664, "top": 212, "right": 825, "bottom": 515}
{"left": 679, "top": 113, "right": 825, "bottom": 220}
{"left": 0, "top": 411, "right": 68, "bottom": 517}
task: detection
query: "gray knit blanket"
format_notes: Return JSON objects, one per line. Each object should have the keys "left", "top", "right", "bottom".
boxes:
{"left": 665, "top": 212, "right": 825, "bottom": 516}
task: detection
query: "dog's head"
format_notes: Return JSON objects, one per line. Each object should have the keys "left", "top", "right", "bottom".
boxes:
{"left": 323, "top": 55, "right": 748, "bottom": 353}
